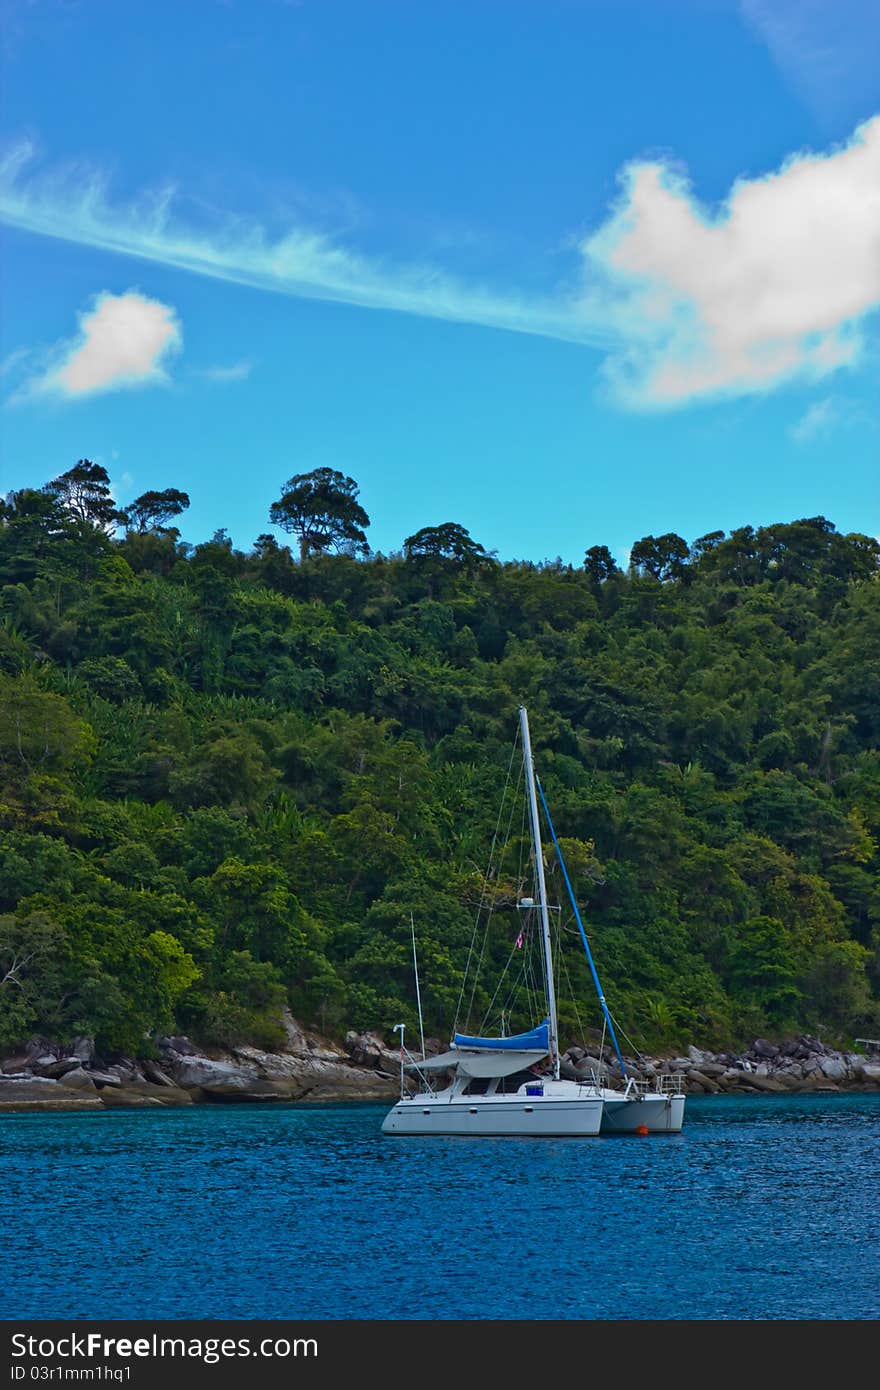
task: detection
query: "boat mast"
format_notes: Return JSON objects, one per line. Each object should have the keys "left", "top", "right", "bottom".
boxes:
{"left": 519, "top": 705, "right": 560, "bottom": 1079}
{"left": 410, "top": 912, "right": 426, "bottom": 1060}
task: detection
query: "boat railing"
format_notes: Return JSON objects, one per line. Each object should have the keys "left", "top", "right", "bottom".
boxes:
{"left": 579, "top": 1070, "right": 686, "bottom": 1096}
{"left": 626, "top": 1073, "right": 686, "bottom": 1096}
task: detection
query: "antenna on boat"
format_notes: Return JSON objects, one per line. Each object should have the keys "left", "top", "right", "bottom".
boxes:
{"left": 518, "top": 705, "right": 560, "bottom": 1080}
{"left": 393, "top": 1022, "right": 406, "bottom": 1099}
{"left": 410, "top": 912, "right": 426, "bottom": 1061}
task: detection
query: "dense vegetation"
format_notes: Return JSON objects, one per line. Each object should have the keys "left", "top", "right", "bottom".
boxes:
{"left": 1, "top": 461, "right": 878, "bottom": 1058}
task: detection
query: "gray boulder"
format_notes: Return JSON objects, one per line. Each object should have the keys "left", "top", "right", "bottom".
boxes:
{"left": 344, "top": 1031, "right": 400, "bottom": 1074}
{"left": 0, "top": 1074, "right": 102, "bottom": 1111}
{"left": 33, "top": 1057, "right": 81, "bottom": 1079}
{"left": 742, "top": 1073, "right": 786, "bottom": 1092}
{"left": 70, "top": 1037, "right": 96, "bottom": 1065}
{"left": 99, "top": 1083, "right": 193, "bottom": 1107}
{"left": 142, "top": 1061, "right": 174, "bottom": 1086}
{"left": 0, "top": 1074, "right": 59, "bottom": 1096}
{"left": 58, "top": 1067, "right": 97, "bottom": 1091}
{"left": 29, "top": 1053, "right": 58, "bottom": 1070}
{"left": 170, "top": 1056, "right": 281, "bottom": 1099}
{"left": 688, "top": 1069, "right": 721, "bottom": 1093}
{"left": 160, "top": 1035, "right": 202, "bottom": 1056}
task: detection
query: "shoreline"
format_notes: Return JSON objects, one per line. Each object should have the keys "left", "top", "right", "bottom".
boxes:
{"left": 3, "top": 1022, "right": 879, "bottom": 1114}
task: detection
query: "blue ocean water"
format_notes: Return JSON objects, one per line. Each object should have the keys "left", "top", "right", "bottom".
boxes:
{"left": 3, "top": 1093, "right": 878, "bottom": 1321}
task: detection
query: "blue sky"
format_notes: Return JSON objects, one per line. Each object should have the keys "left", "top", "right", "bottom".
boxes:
{"left": 1, "top": 0, "right": 878, "bottom": 565}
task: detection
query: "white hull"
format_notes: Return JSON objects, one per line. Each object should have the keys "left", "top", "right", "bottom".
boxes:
{"left": 600, "top": 1092, "right": 686, "bottom": 1134}
{"left": 382, "top": 1081, "right": 603, "bottom": 1136}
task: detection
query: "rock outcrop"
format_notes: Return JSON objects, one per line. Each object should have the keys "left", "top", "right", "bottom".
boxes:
{"left": 2, "top": 1023, "right": 877, "bottom": 1112}
{"left": 559, "top": 1034, "right": 880, "bottom": 1095}
{"left": 0, "top": 1013, "right": 399, "bottom": 1111}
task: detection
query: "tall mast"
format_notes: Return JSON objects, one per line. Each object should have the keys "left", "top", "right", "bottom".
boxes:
{"left": 519, "top": 705, "right": 560, "bottom": 1079}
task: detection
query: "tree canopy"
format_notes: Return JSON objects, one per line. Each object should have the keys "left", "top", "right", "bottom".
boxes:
{"left": 269, "top": 468, "right": 370, "bottom": 562}
{"left": 0, "top": 469, "right": 878, "bottom": 1058}
{"left": 45, "top": 460, "right": 124, "bottom": 534}
{"left": 123, "top": 489, "right": 191, "bottom": 533}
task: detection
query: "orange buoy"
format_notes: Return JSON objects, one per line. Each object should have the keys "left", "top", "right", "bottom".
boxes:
{"left": 635, "top": 1123, "right": 650, "bottom": 1136}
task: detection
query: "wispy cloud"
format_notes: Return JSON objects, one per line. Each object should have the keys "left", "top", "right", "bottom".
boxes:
{"left": 109, "top": 467, "right": 136, "bottom": 505}
{"left": 0, "top": 345, "right": 30, "bottom": 377}
{"left": 789, "top": 395, "right": 868, "bottom": 444}
{"left": 197, "top": 360, "right": 252, "bottom": 383}
{"left": 790, "top": 397, "right": 839, "bottom": 443}
{"left": 740, "top": 0, "right": 879, "bottom": 122}
{"left": 2, "top": 122, "right": 879, "bottom": 410}
{"left": 580, "top": 115, "right": 880, "bottom": 406}
{"left": 18, "top": 289, "right": 182, "bottom": 400}
{"left": 0, "top": 139, "right": 615, "bottom": 352}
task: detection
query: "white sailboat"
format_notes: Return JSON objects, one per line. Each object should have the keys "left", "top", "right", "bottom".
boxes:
{"left": 382, "top": 705, "right": 603, "bottom": 1136}
{"left": 382, "top": 705, "right": 685, "bottom": 1138}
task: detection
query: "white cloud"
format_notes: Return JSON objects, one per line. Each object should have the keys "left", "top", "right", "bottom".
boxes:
{"left": 2, "top": 121, "right": 879, "bottom": 410}
{"left": 197, "top": 360, "right": 252, "bottom": 382}
{"left": 23, "top": 290, "right": 182, "bottom": 399}
{"left": 579, "top": 116, "right": 880, "bottom": 406}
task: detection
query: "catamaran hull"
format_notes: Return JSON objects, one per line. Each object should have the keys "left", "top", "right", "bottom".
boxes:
{"left": 600, "top": 1094, "right": 686, "bottom": 1134}
{"left": 382, "top": 1096, "right": 603, "bottom": 1137}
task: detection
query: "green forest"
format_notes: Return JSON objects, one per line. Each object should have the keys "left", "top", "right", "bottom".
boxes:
{"left": 1, "top": 461, "right": 879, "bottom": 1059}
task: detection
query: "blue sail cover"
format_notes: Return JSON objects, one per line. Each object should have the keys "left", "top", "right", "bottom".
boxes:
{"left": 452, "top": 1020, "right": 550, "bottom": 1053}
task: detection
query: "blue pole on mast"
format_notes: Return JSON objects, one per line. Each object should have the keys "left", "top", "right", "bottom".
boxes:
{"left": 535, "top": 776, "right": 628, "bottom": 1080}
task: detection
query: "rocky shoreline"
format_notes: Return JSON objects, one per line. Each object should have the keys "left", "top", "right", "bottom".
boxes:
{"left": 0, "top": 1012, "right": 401, "bottom": 1113}
{"left": 559, "top": 1035, "right": 880, "bottom": 1094}
{"left": 2, "top": 1016, "right": 879, "bottom": 1113}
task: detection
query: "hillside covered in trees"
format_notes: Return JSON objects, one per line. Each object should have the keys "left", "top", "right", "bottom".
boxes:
{"left": 1, "top": 461, "right": 879, "bottom": 1059}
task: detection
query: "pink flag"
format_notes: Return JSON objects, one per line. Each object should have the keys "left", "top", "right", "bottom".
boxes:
{"left": 515, "top": 931, "right": 523, "bottom": 949}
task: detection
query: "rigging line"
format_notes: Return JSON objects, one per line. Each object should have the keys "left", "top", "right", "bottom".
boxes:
{"left": 410, "top": 912, "right": 425, "bottom": 1061}
{"left": 521, "top": 916, "right": 543, "bottom": 1024}
{"left": 477, "top": 926, "right": 527, "bottom": 1035}
{"left": 516, "top": 780, "right": 528, "bottom": 899}
{"left": 500, "top": 932, "right": 537, "bottom": 1027}
{"left": 450, "top": 739, "right": 511, "bottom": 1034}
{"left": 453, "top": 727, "right": 519, "bottom": 1034}
{"left": 486, "top": 956, "right": 522, "bottom": 1034}
{"left": 488, "top": 915, "right": 540, "bottom": 1035}
{"left": 535, "top": 775, "right": 629, "bottom": 1081}
{"left": 526, "top": 950, "right": 543, "bottom": 1026}
{"left": 606, "top": 1009, "right": 648, "bottom": 1063}
{"left": 463, "top": 747, "right": 523, "bottom": 1030}
{"left": 558, "top": 940, "right": 589, "bottom": 1056}
{"left": 465, "top": 750, "right": 524, "bottom": 1031}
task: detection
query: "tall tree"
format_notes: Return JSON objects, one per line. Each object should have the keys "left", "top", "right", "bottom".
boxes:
{"left": 123, "top": 488, "right": 190, "bottom": 533}
{"left": 403, "top": 522, "right": 490, "bottom": 567}
{"left": 630, "top": 532, "right": 690, "bottom": 582}
{"left": 269, "top": 468, "right": 370, "bottom": 562}
{"left": 583, "top": 544, "right": 619, "bottom": 584}
{"left": 44, "top": 460, "right": 124, "bottom": 533}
